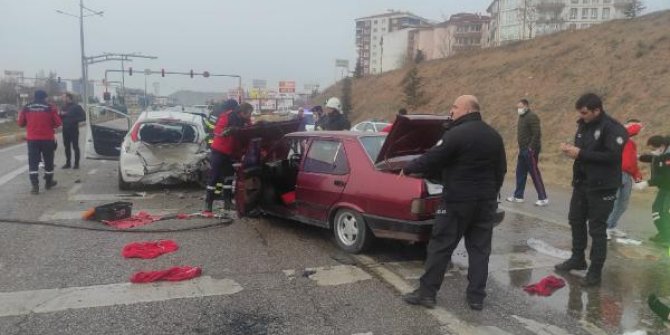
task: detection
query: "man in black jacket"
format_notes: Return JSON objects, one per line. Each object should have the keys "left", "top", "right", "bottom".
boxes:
{"left": 556, "top": 93, "right": 627, "bottom": 287}
{"left": 402, "top": 95, "right": 506, "bottom": 311}
{"left": 60, "top": 93, "right": 86, "bottom": 169}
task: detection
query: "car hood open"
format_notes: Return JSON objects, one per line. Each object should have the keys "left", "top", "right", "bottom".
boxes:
{"left": 375, "top": 114, "right": 451, "bottom": 164}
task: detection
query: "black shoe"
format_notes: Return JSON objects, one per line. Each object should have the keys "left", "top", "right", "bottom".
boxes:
{"left": 467, "top": 298, "right": 484, "bottom": 311}
{"left": 62, "top": 164, "right": 71, "bottom": 169}
{"left": 554, "top": 258, "right": 587, "bottom": 272}
{"left": 45, "top": 180, "right": 57, "bottom": 190}
{"left": 580, "top": 271, "right": 602, "bottom": 287}
{"left": 73, "top": 164, "right": 79, "bottom": 170}
{"left": 30, "top": 185, "right": 39, "bottom": 195}
{"left": 403, "top": 289, "right": 436, "bottom": 309}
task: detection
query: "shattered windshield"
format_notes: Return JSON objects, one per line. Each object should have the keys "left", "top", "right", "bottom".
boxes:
{"left": 137, "top": 122, "right": 197, "bottom": 144}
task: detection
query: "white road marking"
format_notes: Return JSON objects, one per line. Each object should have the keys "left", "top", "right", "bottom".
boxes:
{"left": 301, "top": 265, "right": 372, "bottom": 286}
{"left": 0, "top": 143, "right": 25, "bottom": 154}
{"left": 0, "top": 276, "right": 243, "bottom": 317}
{"left": 87, "top": 168, "right": 98, "bottom": 175}
{"left": 499, "top": 205, "right": 568, "bottom": 227}
{"left": 352, "top": 332, "right": 373, "bottom": 335}
{"left": 13, "top": 154, "right": 27, "bottom": 162}
{"left": 38, "top": 211, "right": 85, "bottom": 221}
{"left": 0, "top": 165, "right": 28, "bottom": 187}
{"left": 68, "top": 184, "right": 82, "bottom": 196}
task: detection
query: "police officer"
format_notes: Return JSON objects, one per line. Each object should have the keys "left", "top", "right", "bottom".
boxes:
{"left": 402, "top": 95, "right": 506, "bottom": 311}
{"left": 556, "top": 93, "right": 627, "bottom": 287}
{"left": 204, "top": 102, "right": 253, "bottom": 213}
{"left": 17, "top": 90, "right": 62, "bottom": 194}
{"left": 60, "top": 93, "right": 86, "bottom": 169}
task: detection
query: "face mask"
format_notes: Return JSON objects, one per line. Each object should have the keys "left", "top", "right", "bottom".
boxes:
{"left": 651, "top": 148, "right": 664, "bottom": 156}
{"left": 517, "top": 108, "right": 526, "bottom": 115}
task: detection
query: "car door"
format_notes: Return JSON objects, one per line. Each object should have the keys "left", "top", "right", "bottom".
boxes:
{"left": 85, "top": 106, "right": 132, "bottom": 160}
{"left": 296, "top": 139, "right": 350, "bottom": 223}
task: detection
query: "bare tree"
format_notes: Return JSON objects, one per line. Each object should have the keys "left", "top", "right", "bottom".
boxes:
{"left": 624, "top": 0, "right": 646, "bottom": 18}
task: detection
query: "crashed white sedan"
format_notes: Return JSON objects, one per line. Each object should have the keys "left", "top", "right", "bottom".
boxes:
{"left": 85, "top": 106, "right": 209, "bottom": 190}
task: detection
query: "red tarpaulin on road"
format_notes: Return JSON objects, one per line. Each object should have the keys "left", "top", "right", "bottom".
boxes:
{"left": 523, "top": 275, "right": 566, "bottom": 296}
{"left": 130, "top": 266, "right": 202, "bottom": 284}
{"left": 122, "top": 240, "right": 179, "bottom": 259}
{"left": 103, "top": 211, "right": 162, "bottom": 229}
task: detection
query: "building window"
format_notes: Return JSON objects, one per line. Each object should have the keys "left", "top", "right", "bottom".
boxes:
{"left": 374, "top": 20, "right": 378, "bottom": 25}
{"left": 582, "top": 8, "right": 589, "bottom": 19}
{"left": 602, "top": 7, "right": 610, "bottom": 19}
{"left": 571, "top": 0, "right": 578, "bottom": 3}
{"left": 603, "top": 0, "right": 611, "bottom": 3}
{"left": 570, "top": 8, "right": 578, "bottom": 19}
{"left": 373, "top": 28, "right": 377, "bottom": 32}
{"left": 583, "top": 0, "right": 588, "bottom": 3}
{"left": 591, "top": 8, "right": 598, "bottom": 19}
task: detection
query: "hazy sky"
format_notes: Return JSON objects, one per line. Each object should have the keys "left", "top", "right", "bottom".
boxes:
{"left": 1, "top": 0, "right": 668, "bottom": 96}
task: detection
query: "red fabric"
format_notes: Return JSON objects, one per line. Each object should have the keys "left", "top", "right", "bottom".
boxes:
{"left": 103, "top": 211, "right": 162, "bottom": 229}
{"left": 622, "top": 123, "right": 643, "bottom": 182}
{"left": 281, "top": 191, "right": 296, "bottom": 205}
{"left": 17, "top": 102, "right": 62, "bottom": 140}
{"left": 130, "top": 266, "right": 202, "bottom": 283}
{"left": 523, "top": 275, "right": 566, "bottom": 296}
{"left": 381, "top": 124, "right": 392, "bottom": 133}
{"left": 122, "top": 240, "right": 179, "bottom": 259}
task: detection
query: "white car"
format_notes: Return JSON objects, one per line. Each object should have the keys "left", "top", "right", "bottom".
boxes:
{"left": 85, "top": 106, "right": 209, "bottom": 190}
{"left": 351, "top": 120, "right": 391, "bottom": 133}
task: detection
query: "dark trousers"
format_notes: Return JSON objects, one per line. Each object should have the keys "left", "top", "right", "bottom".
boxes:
{"left": 652, "top": 189, "right": 670, "bottom": 241}
{"left": 419, "top": 200, "right": 497, "bottom": 303}
{"left": 207, "top": 151, "right": 234, "bottom": 202}
{"left": 514, "top": 149, "right": 547, "bottom": 200}
{"left": 28, "top": 140, "right": 56, "bottom": 186}
{"left": 62, "top": 127, "right": 80, "bottom": 166}
{"left": 568, "top": 186, "right": 617, "bottom": 269}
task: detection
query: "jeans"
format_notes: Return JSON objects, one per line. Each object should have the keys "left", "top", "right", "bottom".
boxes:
{"left": 606, "top": 173, "right": 632, "bottom": 229}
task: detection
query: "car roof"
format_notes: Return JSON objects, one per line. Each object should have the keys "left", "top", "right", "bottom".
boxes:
{"left": 138, "top": 110, "right": 203, "bottom": 123}
{"left": 287, "top": 131, "right": 386, "bottom": 139}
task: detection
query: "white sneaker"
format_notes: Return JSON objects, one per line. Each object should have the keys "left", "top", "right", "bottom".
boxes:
{"left": 534, "top": 199, "right": 549, "bottom": 206}
{"left": 610, "top": 228, "right": 627, "bottom": 238}
{"left": 606, "top": 229, "right": 613, "bottom": 241}
{"left": 506, "top": 196, "right": 524, "bottom": 203}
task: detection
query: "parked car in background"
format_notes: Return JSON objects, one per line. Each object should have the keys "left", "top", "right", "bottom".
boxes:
{"left": 0, "top": 104, "right": 18, "bottom": 118}
{"left": 351, "top": 120, "right": 390, "bottom": 133}
{"left": 235, "top": 114, "right": 505, "bottom": 253}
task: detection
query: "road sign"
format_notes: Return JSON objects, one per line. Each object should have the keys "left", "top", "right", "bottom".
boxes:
{"left": 335, "top": 59, "right": 349, "bottom": 68}
{"left": 278, "top": 81, "right": 296, "bottom": 93}
{"left": 252, "top": 79, "right": 267, "bottom": 89}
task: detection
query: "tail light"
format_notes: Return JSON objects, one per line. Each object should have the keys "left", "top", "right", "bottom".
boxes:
{"left": 411, "top": 198, "right": 426, "bottom": 215}
{"left": 130, "top": 123, "right": 141, "bottom": 142}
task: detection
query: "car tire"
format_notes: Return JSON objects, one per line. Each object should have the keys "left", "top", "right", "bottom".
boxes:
{"left": 332, "top": 208, "right": 374, "bottom": 254}
{"left": 118, "top": 168, "right": 131, "bottom": 191}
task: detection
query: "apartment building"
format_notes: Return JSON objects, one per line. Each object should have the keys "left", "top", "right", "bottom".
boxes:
{"left": 355, "top": 10, "right": 431, "bottom": 75}
{"left": 487, "top": 0, "right": 633, "bottom": 46}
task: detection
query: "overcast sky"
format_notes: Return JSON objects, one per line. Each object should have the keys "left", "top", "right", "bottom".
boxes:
{"left": 1, "top": 0, "right": 668, "bottom": 96}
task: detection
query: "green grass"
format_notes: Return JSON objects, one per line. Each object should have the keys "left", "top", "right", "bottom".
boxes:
{"left": 0, "top": 120, "right": 21, "bottom": 136}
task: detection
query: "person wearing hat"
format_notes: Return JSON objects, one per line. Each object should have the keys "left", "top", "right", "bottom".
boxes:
{"left": 17, "top": 90, "right": 62, "bottom": 194}
{"left": 320, "top": 97, "right": 350, "bottom": 131}
{"left": 204, "top": 102, "right": 254, "bottom": 213}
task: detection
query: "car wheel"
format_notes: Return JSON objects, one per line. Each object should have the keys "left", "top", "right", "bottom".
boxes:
{"left": 332, "top": 208, "right": 374, "bottom": 254}
{"left": 118, "top": 168, "right": 131, "bottom": 191}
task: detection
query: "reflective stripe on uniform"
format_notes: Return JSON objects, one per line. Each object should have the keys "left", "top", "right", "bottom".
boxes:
{"left": 29, "top": 171, "right": 39, "bottom": 175}
{"left": 206, "top": 186, "right": 216, "bottom": 190}
{"left": 44, "top": 171, "right": 54, "bottom": 174}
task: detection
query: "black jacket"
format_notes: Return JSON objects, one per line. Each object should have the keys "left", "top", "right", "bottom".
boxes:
{"left": 517, "top": 109, "right": 541, "bottom": 152}
{"left": 645, "top": 150, "right": 670, "bottom": 190}
{"left": 572, "top": 112, "right": 628, "bottom": 190}
{"left": 320, "top": 112, "right": 350, "bottom": 131}
{"left": 404, "top": 112, "right": 507, "bottom": 203}
{"left": 60, "top": 102, "right": 86, "bottom": 130}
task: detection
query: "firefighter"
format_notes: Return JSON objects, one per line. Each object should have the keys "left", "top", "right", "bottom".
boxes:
{"left": 204, "top": 99, "right": 239, "bottom": 147}
{"left": 204, "top": 102, "right": 253, "bottom": 213}
{"left": 17, "top": 90, "right": 62, "bottom": 194}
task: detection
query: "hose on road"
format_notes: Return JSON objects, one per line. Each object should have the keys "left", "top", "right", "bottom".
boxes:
{"left": 0, "top": 217, "right": 234, "bottom": 233}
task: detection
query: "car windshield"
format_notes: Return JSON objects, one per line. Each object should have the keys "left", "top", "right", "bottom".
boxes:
{"left": 138, "top": 122, "right": 198, "bottom": 144}
{"left": 359, "top": 135, "right": 387, "bottom": 161}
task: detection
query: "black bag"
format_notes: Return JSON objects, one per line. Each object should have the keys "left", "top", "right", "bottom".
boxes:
{"left": 94, "top": 201, "right": 133, "bottom": 221}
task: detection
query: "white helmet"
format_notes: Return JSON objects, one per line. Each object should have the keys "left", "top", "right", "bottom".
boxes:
{"left": 325, "top": 97, "right": 341, "bottom": 111}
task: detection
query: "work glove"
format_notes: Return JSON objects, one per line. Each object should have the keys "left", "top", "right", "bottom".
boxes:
{"left": 633, "top": 181, "right": 649, "bottom": 191}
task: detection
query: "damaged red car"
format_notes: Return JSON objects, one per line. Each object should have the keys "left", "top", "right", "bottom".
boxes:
{"left": 235, "top": 115, "right": 505, "bottom": 253}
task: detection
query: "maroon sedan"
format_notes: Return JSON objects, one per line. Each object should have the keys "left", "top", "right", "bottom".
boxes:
{"left": 235, "top": 115, "right": 504, "bottom": 253}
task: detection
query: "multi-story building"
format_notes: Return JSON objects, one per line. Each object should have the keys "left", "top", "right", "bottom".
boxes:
{"left": 355, "top": 10, "right": 431, "bottom": 75}
{"left": 487, "top": 0, "right": 633, "bottom": 46}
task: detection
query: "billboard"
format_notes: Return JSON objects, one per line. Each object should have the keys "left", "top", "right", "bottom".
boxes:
{"left": 335, "top": 59, "right": 349, "bottom": 68}
{"left": 278, "top": 81, "right": 296, "bottom": 93}
{"left": 252, "top": 79, "right": 267, "bottom": 89}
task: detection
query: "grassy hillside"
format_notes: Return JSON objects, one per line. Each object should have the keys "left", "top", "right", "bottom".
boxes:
{"left": 317, "top": 11, "right": 670, "bottom": 186}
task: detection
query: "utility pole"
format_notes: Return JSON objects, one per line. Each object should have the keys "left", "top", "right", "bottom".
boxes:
{"left": 79, "top": 0, "right": 87, "bottom": 109}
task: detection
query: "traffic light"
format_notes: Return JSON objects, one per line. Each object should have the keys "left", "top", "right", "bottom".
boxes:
{"left": 128, "top": 67, "right": 133, "bottom": 76}
{"left": 103, "top": 92, "right": 111, "bottom": 101}
{"left": 190, "top": 70, "right": 194, "bottom": 78}
{"left": 203, "top": 71, "right": 210, "bottom": 78}
{"left": 161, "top": 68, "right": 165, "bottom": 77}
{"left": 57, "top": 76, "right": 61, "bottom": 83}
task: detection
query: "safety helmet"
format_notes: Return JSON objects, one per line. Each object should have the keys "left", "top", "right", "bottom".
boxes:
{"left": 325, "top": 97, "right": 341, "bottom": 111}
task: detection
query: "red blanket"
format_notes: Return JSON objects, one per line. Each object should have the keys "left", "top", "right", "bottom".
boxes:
{"left": 130, "top": 266, "right": 202, "bottom": 283}
{"left": 523, "top": 275, "right": 566, "bottom": 296}
{"left": 122, "top": 240, "right": 179, "bottom": 259}
{"left": 103, "top": 211, "right": 162, "bottom": 229}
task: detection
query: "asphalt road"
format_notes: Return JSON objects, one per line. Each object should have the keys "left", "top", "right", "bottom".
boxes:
{"left": 0, "top": 135, "right": 669, "bottom": 335}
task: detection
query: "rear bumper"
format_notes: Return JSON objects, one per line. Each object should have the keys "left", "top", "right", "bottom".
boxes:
{"left": 363, "top": 208, "right": 505, "bottom": 242}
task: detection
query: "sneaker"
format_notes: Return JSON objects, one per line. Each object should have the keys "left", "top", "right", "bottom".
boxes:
{"left": 73, "top": 164, "right": 79, "bottom": 170}
{"left": 403, "top": 289, "right": 436, "bottom": 309}
{"left": 62, "top": 163, "right": 71, "bottom": 169}
{"left": 555, "top": 258, "right": 587, "bottom": 272}
{"left": 506, "top": 196, "right": 524, "bottom": 203}
{"left": 606, "top": 229, "right": 613, "bottom": 241}
{"left": 534, "top": 199, "right": 549, "bottom": 207}
{"left": 45, "top": 180, "right": 57, "bottom": 190}
{"left": 610, "top": 229, "right": 627, "bottom": 238}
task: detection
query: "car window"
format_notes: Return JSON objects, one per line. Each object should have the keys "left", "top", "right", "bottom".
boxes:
{"left": 138, "top": 122, "right": 197, "bottom": 144}
{"left": 360, "top": 123, "right": 375, "bottom": 132}
{"left": 359, "top": 135, "right": 387, "bottom": 161}
{"left": 374, "top": 123, "right": 390, "bottom": 132}
{"left": 304, "top": 140, "right": 349, "bottom": 175}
